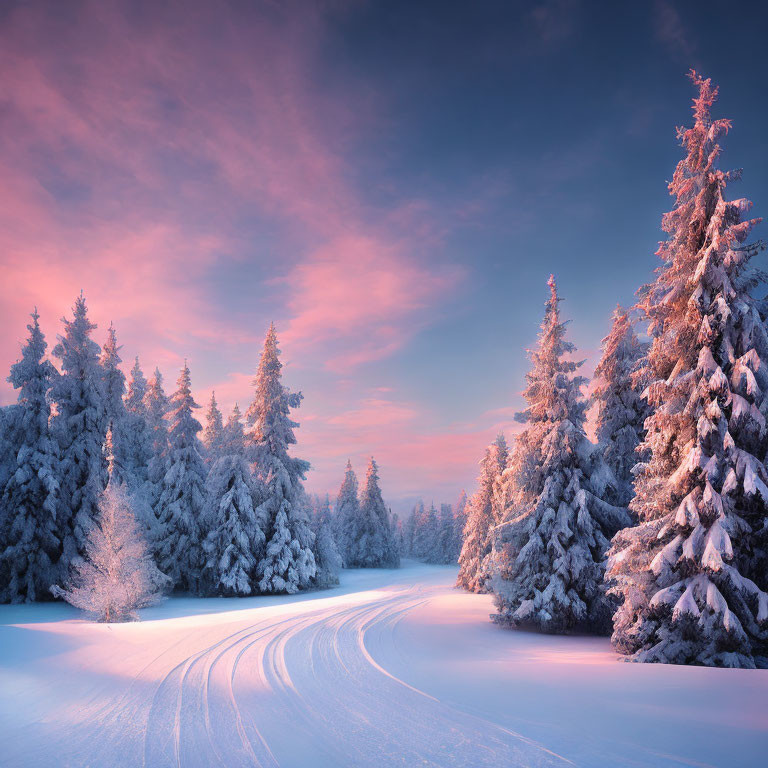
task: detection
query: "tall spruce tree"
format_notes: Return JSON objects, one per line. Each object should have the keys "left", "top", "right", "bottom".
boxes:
{"left": 124, "top": 357, "right": 151, "bottom": 487}
{"left": 0, "top": 310, "right": 61, "bottom": 602}
{"left": 100, "top": 324, "right": 130, "bottom": 484}
{"left": 607, "top": 73, "right": 768, "bottom": 667}
{"left": 202, "top": 391, "right": 224, "bottom": 464}
{"left": 490, "top": 277, "right": 628, "bottom": 633}
{"left": 456, "top": 435, "right": 508, "bottom": 593}
{"left": 202, "top": 454, "right": 265, "bottom": 596}
{"left": 154, "top": 362, "right": 207, "bottom": 592}
{"left": 592, "top": 306, "right": 649, "bottom": 508}
{"left": 51, "top": 294, "right": 108, "bottom": 568}
{"left": 143, "top": 367, "right": 169, "bottom": 506}
{"left": 348, "top": 457, "right": 399, "bottom": 568}
{"left": 246, "top": 324, "right": 316, "bottom": 593}
{"left": 334, "top": 459, "right": 359, "bottom": 567}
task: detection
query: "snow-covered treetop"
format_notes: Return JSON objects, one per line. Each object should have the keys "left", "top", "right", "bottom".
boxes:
{"left": 7, "top": 308, "right": 58, "bottom": 400}
{"left": 203, "top": 391, "right": 224, "bottom": 456}
{"left": 336, "top": 459, "right": 359, "bottom": 506}
{"left": 125, "top": 357, "right": 147, "bottom": 415}
{"left": 100, "top": 323, "right": 126, "bottom": 420}
{"left": 516, "top": 275, "right": 586, "bottom": 427}
{"left": 52, "top": 293, "right": 101, "bottom": 379}
{"left": 144, "top": 367, "right": 169, "bottom": 423}
{"left": 360, "top": 457, "right": 384, "bottom": 509}
{"left": 640, "top": 70, "right": 763, "bottom": 378}
{"left": 246, "top": 323, "right": 309, "bottom": 482}
{"left": 167, "top": 362, "right": 202, "bottom": 448}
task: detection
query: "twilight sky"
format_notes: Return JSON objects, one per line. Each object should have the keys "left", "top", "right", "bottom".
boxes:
{"left": 2, "top": 0, "right": 768, "bottom": 513}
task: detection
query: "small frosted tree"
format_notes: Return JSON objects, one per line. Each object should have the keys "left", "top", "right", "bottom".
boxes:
{"left": 334, "top": 459, "right": 360, "bottom": 566}
{"left": 0, "top": 310, "right": 61, "bottom": 603}
{"left": 51, "top": 294, "right": 108, "bottom": 568}
{"left": 202, "top": 391, "right": 224, "bottom": 465}
{"left": 202, "top": 454, "right": 266, "bottom": 596}
{"left": 347, "top": 457, "right": 399, "bottom": 568}
{"left": 247, "top": 324, "right": 315, "bottom": 593}
{"left": 592, "top": 306, "right": 648, "bottom": 508}
{"left": 490, "top": 277, "right": 628, "bottom": 634}
{"left": 52, "top": 476, "right": 167, "bottom": 622}
{"left": 457, "top": 435, "right": 508, "bottom": 593}
{"left": 310, "top": 495, "right": 342, "bottom": 588}
{"left": 607, "top": 73, "right": 768, "bottom": 667}
{"left": 154, "top": 362, "right": 208, "bottom": 592}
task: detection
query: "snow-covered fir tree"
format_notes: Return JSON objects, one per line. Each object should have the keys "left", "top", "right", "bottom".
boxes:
{"left": 0, "top": 310, "right": 61, "bottom": 603}
{"left": 123, "top": 357, "right": 151, "bottom": 487}
{"left": 490, "top": 277, "right": 628, "bottom": 634}
{"left": 246, "top": 325, "right": 316, "bottom": 593}
{"left": 202, "top": 391, "right": 224, "bottom": 465}
{"left": 334, "top": 459, "right": 360, "bottom": 566}
{"left": 451, "top": 490, "right": 468, "bottom": 562}
{"left": 143, "top": 367, "right": 169, "bottom": 506}
{"left": 220, "top": 403, "right": 245, "bottom": 457}
{"left": 310, "top": 495, "right": 342, "bottom": 588}
{"left": 456, "top": 434, "right": 508, "bottom": 593}
{"left": 416, "top": 503, "right": 440, "bottom": 562}
{"left": 607, "top": 73, "right": 768, "bottom": 667}
{"left": 52, "top": 446, "right": 167, "bottom": 622}
{"left": 402, "top": 503, "right": 418, "bottom": 557}
{"left": 154, "top": 362, "right": 208, "bottom": 592}
{"left": 51, "top": 294, "right": 108, "bottom": 569}
{"left": 432, "top": 503, "right": 456, "bottom": 564}
{"left": 202, "top": 454, "right": 265, "bottom": 596}
{"left": 100, "top": 326, "right": 130, "bottom": 485}
{"left": 592, "top": 306, "right": 648, "bottom": 508}
{"left": 347, "top": 457, "right": 399, "bottom": 568}
{"left": 409, "top": 501, "right": 428, "bottom": 558}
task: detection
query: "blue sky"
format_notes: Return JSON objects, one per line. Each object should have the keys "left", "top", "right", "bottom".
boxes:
{"left": 1, "top": 0, "right": 767, "bottom": 512}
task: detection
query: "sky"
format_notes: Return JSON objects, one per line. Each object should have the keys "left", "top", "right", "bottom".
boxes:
{"left": 2, "top": 0, "right": 768, "bottom": 514}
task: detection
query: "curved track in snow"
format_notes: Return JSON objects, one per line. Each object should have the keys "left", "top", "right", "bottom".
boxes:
{"left": 2, "top": 570, "right": 569, "bottom": 768}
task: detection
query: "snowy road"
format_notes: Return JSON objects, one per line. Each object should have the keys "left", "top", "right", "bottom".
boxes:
{"left": 1, "top": 562, "right": 766, "bottom": 767}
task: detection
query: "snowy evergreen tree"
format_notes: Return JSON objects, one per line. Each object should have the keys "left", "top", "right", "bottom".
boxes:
{"left": 456, "top": 435, "right": 508, "bottom": 593}
{"left": 246, "top": 325, "right": 316, "bottom": 593}
{"left": 310, "top": 495, "right": 342, "bottom": 588}
{"left": 154, "top": 362, "right": 207, "bottom": 592}
{"left": 431, "top": 503, "right": 456, "bottom": 564}
{"left": 451, "top": 490, "right": 469, "bottom": 562}
{"left": 221, "top": 403, "right": 245, "bottom": 457}
{"left": 490, "top": 277, "right": 628, "bottom": 634}
{"left": 143, "top": 367, "right": 169, "bottom": 506}
{"left": 52, "top": 467, "right": 167, "bottom": 622}
{"left": 202, "top": 391, "right": 224, "bottom": 465}
{"left": 417, "top": 503, "right": 440, "bottom": 562}
{"left": 124, "top": 357, "right": 151, "bottom": 487}
{"left": 99, "top": 324, "right": 130, "bottom": 483}
{"left": 592, "top": 306, "right": 649, "bottom": 508}
{"left": 334, "top": 459, "right": 360, "bottom": 566}
{"left": 607, "top": 73, "right": 768, "bottom": 667}
{"left": 51, "top": 294, "right": 108, "bottom": 569}
{"left": 202, "top": 454, "right": 265, "bottom": 596}
{"left": 0, "top": 310, "right": 61, "bottom": 603}
{"left": 347, "top": 458, "right": 399, "bottom": 568}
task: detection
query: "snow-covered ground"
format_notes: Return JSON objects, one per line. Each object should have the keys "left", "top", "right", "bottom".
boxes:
{"left": 0, "top": 561, "right": 765, "bottom": 768}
